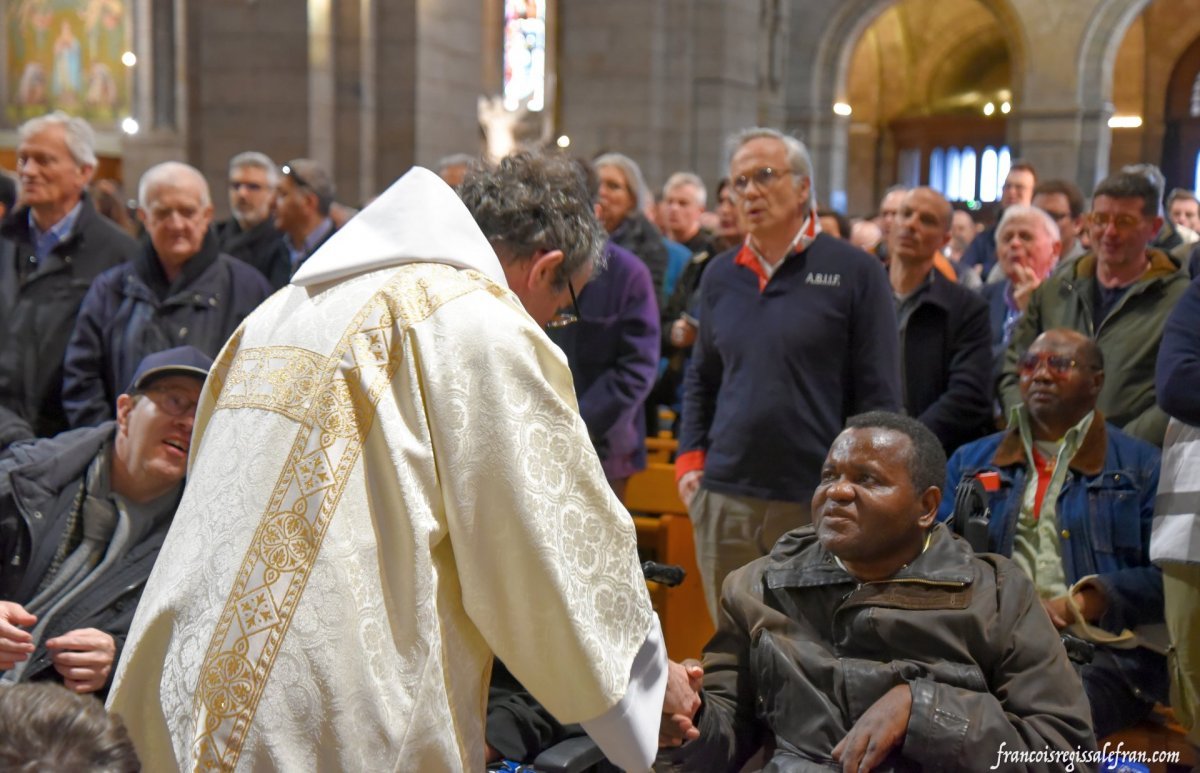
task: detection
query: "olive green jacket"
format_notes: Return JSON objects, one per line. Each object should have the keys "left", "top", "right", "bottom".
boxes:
{"left": 998, "top": 249, "right": 1189, "bottom": 446}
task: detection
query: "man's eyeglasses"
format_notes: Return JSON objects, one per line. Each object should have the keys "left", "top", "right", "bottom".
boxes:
{"left": 1017, "top": 352, "right": 1092, "bottom": 378}
{"left": 731, "top": 167, "right": 793, "bottom": 195}
{"left": 140, "top": 385, "right": 199, "bottom": 417}
{"left": 1088, "top": 212, "right": 1144, "bottom": 231}
{"left": 546, "top": 278, "right": 581, "bottom": 329}
{"left": 229, "top": 180, "right": 266, "bottom": 193}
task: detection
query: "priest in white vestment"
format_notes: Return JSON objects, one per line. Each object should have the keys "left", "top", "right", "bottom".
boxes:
{"left": 106, "top": 153, "right": 667, "bottom": 772}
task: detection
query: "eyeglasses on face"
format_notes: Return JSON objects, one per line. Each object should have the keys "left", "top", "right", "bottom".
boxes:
{"left": 229, "top": 180, "right": 266, "bottom": 192}
{"left": 140, "top": 385, "right": 199, "bottom": 417}
{"left": 731, "top": 166, "right": 793, "bottom": 195}
{"left": 1017, "top": 352, "right": 1090, "bottom": 378}
{"left": 545, "top": 277, "right": 581, "bottom": 329}
{"left": 1087, "top": 212, "right": 1144, "bottom": 231}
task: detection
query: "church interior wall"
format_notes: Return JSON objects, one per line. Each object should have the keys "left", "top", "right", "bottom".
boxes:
{"left": 5, "top": 0, "right": 1200, "bottom": 223}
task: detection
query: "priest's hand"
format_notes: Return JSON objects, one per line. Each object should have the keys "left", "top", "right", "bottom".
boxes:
{"left": 0, "top": 601, "right": 37, "bottom": 670}
{"left": 659, "top": 658, "right": 703, "bottom": 747}
{"left": 45, "top": 628, "right": 116, "bottom": 693}
{"left": 832, "top": 683, "right": 912, "bottom": 773}
{"left": 678, "top": 471, "right": 703, "bottom": 508}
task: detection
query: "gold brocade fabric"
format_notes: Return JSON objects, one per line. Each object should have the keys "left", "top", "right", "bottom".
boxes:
{"left": 107, "top": 262, "right": 653, "bottom": 772}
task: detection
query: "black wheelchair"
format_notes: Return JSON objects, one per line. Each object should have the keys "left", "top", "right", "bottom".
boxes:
{"left": 486, "top": 561, "right": 685, "bottom": 773}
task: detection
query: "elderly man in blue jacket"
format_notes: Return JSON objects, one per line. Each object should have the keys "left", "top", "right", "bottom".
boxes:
{"left": 941, "top": 327, "right": 1163, "bottom": 738}
{"left": 61, "top": 161, "right": 270, "bottom": 428}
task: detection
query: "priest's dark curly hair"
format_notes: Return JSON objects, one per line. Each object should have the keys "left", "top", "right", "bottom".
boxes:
{"left": 459, "top": 151, "right": 607, "bottom": 289}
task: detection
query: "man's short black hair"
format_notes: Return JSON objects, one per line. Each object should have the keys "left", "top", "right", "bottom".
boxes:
{"left": 817, "top": 208, "right": 851, "bottom": 239}
{"left": 1008, "top": 160, "right": 1038, "bottom": 184}
{"left": 1034, "top": 179, "right": 1086, "bottom": 219}
{"left": 1094, "top": 171, "right": 1160, "bottom": 217}
{"left": 844, "top": 411, "right": 946, "bottom": 494}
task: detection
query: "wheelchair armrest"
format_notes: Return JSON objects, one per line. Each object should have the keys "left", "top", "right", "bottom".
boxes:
{"left": 531, "top": 735, "right": 607, "bottom": 773}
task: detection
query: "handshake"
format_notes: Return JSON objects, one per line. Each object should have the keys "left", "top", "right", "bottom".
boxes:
{"left": 659, "top": 658, "right": 704, "bottom": 748}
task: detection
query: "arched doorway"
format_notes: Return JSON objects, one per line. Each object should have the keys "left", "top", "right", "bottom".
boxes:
{"left": 1163, "top": 33, "right": 1200, "bottom": 194}
{"left": 838, "top": 0, "right": 1017, "bottom": 214}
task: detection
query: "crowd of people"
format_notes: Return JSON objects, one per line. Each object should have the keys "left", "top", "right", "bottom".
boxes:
{"left": 0, "top": 107, "right": 1196, "bottom": 772}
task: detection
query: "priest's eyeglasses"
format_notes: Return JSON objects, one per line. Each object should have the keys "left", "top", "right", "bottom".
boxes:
{"left": 546, "top": 278, "right": 581, "bottom": 329}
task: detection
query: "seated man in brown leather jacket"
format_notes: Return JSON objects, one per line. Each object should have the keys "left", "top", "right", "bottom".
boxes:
{"left": 662, "top": 411, "right": 1096, "bottom": 772}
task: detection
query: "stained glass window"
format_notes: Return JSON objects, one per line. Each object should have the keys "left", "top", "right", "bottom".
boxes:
{"left": 946, "top": 147, "right": 961, "bottom": 201}
{"left": 979, "top": 147, "right": 998, "bottom": 203}
{"left": 929, "top": 148, "right": 945, "bottom": 195}
{"left": 997, "top": 146, "right": 1012, "bottom": 192}
{"left": 503, "top": 0, "right": 546, "bottom": 112}
{"left": 959, "top": 148, "right": 977, "bottom": 201}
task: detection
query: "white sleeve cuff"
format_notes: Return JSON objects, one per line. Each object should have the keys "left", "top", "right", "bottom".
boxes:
{"left": 580, "top": 615, "right": 667, "bottom": 772}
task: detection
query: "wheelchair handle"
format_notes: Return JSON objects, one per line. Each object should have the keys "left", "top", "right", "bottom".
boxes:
{"left": 642, "top": 560, "right": 686, "bottom": 587}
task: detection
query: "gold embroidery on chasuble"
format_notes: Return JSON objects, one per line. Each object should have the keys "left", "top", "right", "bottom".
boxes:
{"left": 188, "top": 268, "right": 482, "bottom": 772}
{"left": 216, "top": 347, "right": 333, "bottom": 422}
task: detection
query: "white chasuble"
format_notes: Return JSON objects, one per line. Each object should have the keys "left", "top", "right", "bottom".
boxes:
{"left": 107, "top": 169, "right": 659, "bottom": 772}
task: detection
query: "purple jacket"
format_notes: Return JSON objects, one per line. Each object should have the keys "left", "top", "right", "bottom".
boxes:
{"left": 548, "top": 243, "right": 661, "bottom": 480}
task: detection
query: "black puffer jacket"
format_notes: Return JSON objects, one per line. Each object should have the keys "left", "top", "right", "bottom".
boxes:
{"left": 673, "top": 523, "right": 1097, "bottom": 772}
{"left": 610, "top": 212, "right": 668, "bottom": 307}
{"left": 61, "top": 231, "right": 271, "bottom": 428}
{"left": 0, "top": 423, "right": 177, "bottom": 694}
{"left": 0, "top": 196, "right": 138, "bottom": 448}
{"left": 215, "top": 218, "right": 291, "bottom": 290}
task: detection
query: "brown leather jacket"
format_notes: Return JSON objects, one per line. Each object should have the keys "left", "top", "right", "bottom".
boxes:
{"left": 671, "top": 523, "right": 1096, "bottom": 772}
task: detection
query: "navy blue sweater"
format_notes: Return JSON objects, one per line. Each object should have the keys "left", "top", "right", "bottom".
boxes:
{"left": 1156, "top": 272, "right": 1200, "bottom": 426}
{"left": 678, "top": 234, "right": 902, "bottom": 503}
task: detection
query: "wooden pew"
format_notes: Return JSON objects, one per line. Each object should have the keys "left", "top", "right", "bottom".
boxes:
{"left": 625, "top": 461, "right": 714, "bottom": 662}
{"left": 644, "top": 436, "right": 677, "bottom": 464}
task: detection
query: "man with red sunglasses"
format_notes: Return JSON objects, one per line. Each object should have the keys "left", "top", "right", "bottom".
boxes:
{"left": 998, "top": 171, "right": 1189, "bottom": 446}
{"left": 943, "top": 328, "right": 1164, "bottom": 739}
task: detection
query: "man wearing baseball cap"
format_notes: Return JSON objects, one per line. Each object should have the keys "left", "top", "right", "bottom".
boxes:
{"left": 0, "top": 345, "right": 210, "bottom": 697}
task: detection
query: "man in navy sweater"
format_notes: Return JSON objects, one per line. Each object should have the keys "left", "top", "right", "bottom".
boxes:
{"left": 676, "top": 127, "right": 902, "bottom": 618}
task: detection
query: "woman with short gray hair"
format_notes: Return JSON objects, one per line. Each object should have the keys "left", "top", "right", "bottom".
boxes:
{"left": 593, "top": 152, "right": 668, "bottom": 304}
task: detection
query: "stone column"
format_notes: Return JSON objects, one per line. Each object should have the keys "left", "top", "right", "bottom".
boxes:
{"left": 782, "top": 0, "right": 884, "bottom": 214}
{"left": 558, "top": 0, "right": 763, "bottom": 192}
{"left": 557, "top": 0, "right": 671, "bottom": 185}
{"left": 1006, "top": 0, "right": 1149, "bottom": 188}
{"left": 412, "top": 0, "right": 486, "bottom": 170}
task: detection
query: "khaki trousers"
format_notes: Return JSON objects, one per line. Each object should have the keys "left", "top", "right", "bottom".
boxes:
{"left": 688, "top": 487, "right": 811, "bottom": 622}
{"left": 1164, "top": 562, "right": 1200, "bottom": 746}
